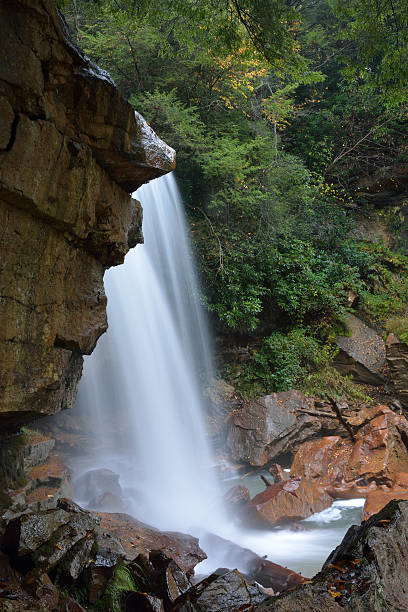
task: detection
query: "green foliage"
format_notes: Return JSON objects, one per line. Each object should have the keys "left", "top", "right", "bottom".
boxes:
{"left": 95, "top": 563, "right": 138, "bottom": 612}
{"left": 385, "top": 317, "right": 408, "bottom": 343}
{"left": 59, "top": 0, "right": 408, "bottom": 397}
{"left": 242, "top": 327, "right": 333, "bottom": 393}
{"left": 329, "top": 0, "right": 408, "bottom": 105}
{"left": 302, "top": 366, "right": 374, "bottom": 403}
{"left": 356, "top": 243, "right": 408, "bottom": 323}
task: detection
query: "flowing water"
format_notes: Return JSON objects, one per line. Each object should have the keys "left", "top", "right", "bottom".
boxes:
{"left": 72, "top": 173, "right": 363, "bottom": 579}
{"left": 74, "top": 174, "right": 222, "bottom": 532}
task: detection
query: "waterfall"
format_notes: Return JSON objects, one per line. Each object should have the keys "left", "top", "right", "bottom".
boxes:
{"left": 71, "top": 172, "right": 363, "bottom": 579}
{"left": 74, "top": 173, "right": 222, "bottom": 532}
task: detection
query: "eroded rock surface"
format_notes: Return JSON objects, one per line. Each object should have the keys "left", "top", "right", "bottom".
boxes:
{"left": 246, "top": 478, "right": 332, "bottom": 527}
{"left": 0, "top": 0, "right": 175, "bottom": 429}
{"left": 333, "top": 314, "right": 386, "bottom": 384}
{"left": 173, "top": 568, "right": 270, "bottom": 612}
{"left": 290, "top": 405, "right": 408, "bottom": 497}
{"left": 227, "top": 390, "right": 340, "bottom": 466}
{"left": 95, "top": 512, "right": 206, "bottom": 576}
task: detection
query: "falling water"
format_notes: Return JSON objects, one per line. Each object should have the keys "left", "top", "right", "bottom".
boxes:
{"left": 74, "top": 173, "right": 222, "bottom": 532}
{"left": 72, "top": 172, "right": 364, "bottom": 578}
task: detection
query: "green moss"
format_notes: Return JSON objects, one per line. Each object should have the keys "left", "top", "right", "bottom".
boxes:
{"left": 94, "top": 563, "right": 138, "bottom": 611}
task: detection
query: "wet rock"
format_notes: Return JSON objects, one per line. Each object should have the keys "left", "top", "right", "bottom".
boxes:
{"left": 246, "top": 478, "right": 332, "bottom": 527}
{"left": 57, "top": 536, "right": 95, "bottom": 582}
{"left": 125, "top": 591, "right": 165, "bottom": 611}
{"left": 333, "top": 314, "right": 386, "bottom": 384}
{"left": 386, "top": 333, "right": 408, "bottom": 404}
{"left": 131, "top": 550, "right": 192, "bottom": 607}
{"left": 255, "top": 499, "right": 408, "bottom": 611}
{"left": 363, "top": 489, "right": 408, "bottom": 520}
{"left": 31, "top": 499, "right": 98, "bottom": 573}
{"left": 224, "top": 485, "right": 251, "bottom": 509}
{"left": 87, "top": 492, "right": 124, "bottom": 512}
{"left": 268, "top": 464, "right": 287, "bottom": 483}
{"left": 291, "top": 406, "right": 408, "bottom": 495}
{"left": 96, "top": 513, "right": 206, "bottom": 576}
{"left": 73, "top": 468, "right": 122, "bottom": 507}
{"left": 198, "top": 532, "right": 306, "bottom": 592}
{"left": 83, "top": 530, "right": 126, "bottom": 602}
{"left": 290, "top": 436, "right": 351, "bottom": 484}
{"left": 2, "top": 507, "right": 72, "bottom": 557}
{"left": 193, "top": 569, "right": 269, "bottom": 611}
{"left": 227, "top": 390, "right": 333, "bottom": 466}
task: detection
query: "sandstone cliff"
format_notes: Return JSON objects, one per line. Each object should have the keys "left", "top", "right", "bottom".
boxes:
{"left": 0, "top": 0, "right": 175, "bottom": 429}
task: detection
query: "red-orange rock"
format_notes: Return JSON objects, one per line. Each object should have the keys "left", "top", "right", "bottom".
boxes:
{"left": 290, "top": 407, "right": 408, "bottom": 500}
{"left": 290, "top": 436, "right": 349, "bottom": 482}
{"left": 344, "top": 409, "right": 408, "bottom": 486}
{"left": 363, "top": 490, "right": 408, "bottom": 520}
{"left": 246, "top": 478, "right": 332, "bottom": 527}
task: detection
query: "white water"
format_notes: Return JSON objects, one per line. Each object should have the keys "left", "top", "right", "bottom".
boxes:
{"left": 74, "top": 174, "right": 223, "bottom": 532}
{"left": 73, "top": 173, "right": 363, "bottom": 579}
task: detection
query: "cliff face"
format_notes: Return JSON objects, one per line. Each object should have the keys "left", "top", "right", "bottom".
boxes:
{"left": 0, "top": 0, "right": 176, "bottom": 429}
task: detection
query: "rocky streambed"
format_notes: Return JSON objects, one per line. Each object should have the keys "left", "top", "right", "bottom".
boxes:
{"left": 2, "top": 393, "right": 408, "bottom": 611}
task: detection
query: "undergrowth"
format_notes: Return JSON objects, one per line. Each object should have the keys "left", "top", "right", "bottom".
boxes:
{"left": 302, "top": 366, "right": 374, "bottom": 404}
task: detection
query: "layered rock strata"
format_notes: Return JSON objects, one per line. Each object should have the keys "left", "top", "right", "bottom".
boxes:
{"left": 0, "top": 0, "right": 175, "bottom": 429}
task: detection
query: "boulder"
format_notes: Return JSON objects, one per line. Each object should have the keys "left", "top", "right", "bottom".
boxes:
{"left": 363, "top": 489, "right": 408, "bottom": 520}
{"left": 255, "top": 499, "right": 408, "bottom": 611}
{"left": 227, "top": 390, "right": 337, "bottom": 466}
{"left": 291, "top": 406, "right": 408, "bottom": 496}
{"left": 173, "top": 569, "right": 269, "bottom": 612}
{"left": 2, "top": 507, "right": 72, "bottom": 557}
{"left": 195, "top": 569, "right": 269, "bottom": 611}
{"left": 2, "top": 499, "right": 98, "bottom": 577}
{"left": 95, "top": 512, "right": 206, "bottom": 576}
{"left": 333, "top": 314, "right": 386, "bottom": 385}
{"left": 224, "top": 485, "right": 251, "bottom": 509}
{"left": 31, "top": 500, "right": 98, "bottom": 573}
{"left": 245, "top": 478, "right": 332, "bottom": 527}
{"left": 386, "top": 333, "right": 408, "bottom": 404}
{"left": 73, "top": 468, "right": 122, "bottom": 507}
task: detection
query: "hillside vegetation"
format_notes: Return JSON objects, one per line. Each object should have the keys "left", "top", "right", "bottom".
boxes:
{"left": 59, "top": 0, "right": 408, "bottom": 397}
